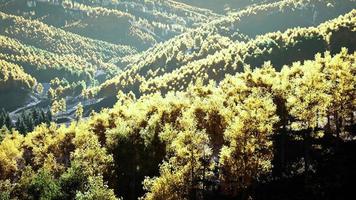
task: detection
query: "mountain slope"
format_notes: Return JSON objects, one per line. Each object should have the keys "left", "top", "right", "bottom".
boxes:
{"left": 0, "top": 0, "right": 220, "bottom": 50}
{"left": 174, "top": 0, "right": 279, "bottom": 13}
{"left": 0, "top": 35, "right": 99, "bottom": 82}
{"left": 116, "top": 0, "right": 355, "bottom": 80}
{"left": 0, "top": 59, "right": 36, "bottom": 91}
{"left": 0, "top": 49, "right": 354, "bottom": 199}
{"left": 91, "top": 0, "right": 356, "bottom": 100}
{"left": 141, "top": 10, "right": 356, "bottom": 94}
{"left": 0, "top": 11, "right": 136, "bottom": 63}
{"left": 0, "top": 59, "right": 37, "bottom": 110}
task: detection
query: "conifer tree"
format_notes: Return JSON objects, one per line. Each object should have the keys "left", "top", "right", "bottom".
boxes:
{"left": 219, "top": 87, "right": 278, "bottom": 197}
{"left": 143, "top": 128, "right": 213, "bottom": 200}
{"left": 75, "top": 103, "right": 84, "bottom": 121}
{"left": 286, "top": 59, "right": 331, "bottom": 187}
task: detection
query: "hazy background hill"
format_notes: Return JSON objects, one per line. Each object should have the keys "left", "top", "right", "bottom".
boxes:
{"left": 89, "top": 0, "right": 356, "bottom": 103}
{"left": 0, "top": 0, "right": 219, "bottom": 50}
{"left": 175, "top": 0, "right": 279, "bottom": 13}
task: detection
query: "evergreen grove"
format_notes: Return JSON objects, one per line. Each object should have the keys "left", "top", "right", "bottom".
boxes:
{"left": 0, "top": 49, "right": 354, "bottom": 199}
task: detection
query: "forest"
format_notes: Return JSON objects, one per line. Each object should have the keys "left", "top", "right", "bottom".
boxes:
{"left": 0, "top": 0, "right": 355, "bottom": 200}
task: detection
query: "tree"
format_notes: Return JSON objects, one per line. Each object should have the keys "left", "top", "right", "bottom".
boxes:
{"left": 0, "top": 126, "right": 10, "bottom": 142}
{"left": 24, "top": 112, "right": 35, "bottom": 133}
{"left": 51, "top": 98, "right": 66, "bottom": 116}
{"left": 0, "top": 110, "right": 4, "bottom": 128}
{"left": 219, "top": 87, "right": 278, "bottom": 197}
{"left": 0, "top": 109, "right": 12, "bottom": 130}
{"left": 0, "top": 131, "right": 24, "bottom": 179}
{"left": 75, "top": 103, "right": 84, "bottom": 121}
{"left": 36, "top": 83, "right": 44, "bottom": 94}
{"left": 0, "top": 179, "right": 12, "bottom": 200}
{"left": 59, "top": 98, "right": 67, "bottom": 114}
{"left": 46, "top": 109, "right": 53, "bottom": 123}
{"left": 319, "top": 49, "right": 355, "bottom": 138}
{"left": 4, "top": 112, "right": 12, "bottom": 130}
{"left": 75, "top": 176, "right": 118, "bottom": 200}
{"left": 28, "top": 169, "right": 62, "bottom": 200}
{"left": 60, "top": 164, "right": 87, "bottom": 200}
{"left": 286, "top": 59, "right": 331, "bottom": 188}
{"left": 16, "top": 117, "right": 28, "bottom": 135}
{"left": 71, "top": 123, "right": 113, "bottom": 177}
{"left": 48, "top": 87, "right": 57, "bottom": 100}
{"left": 143, "top": 128, "right": 213, "bottom": 200}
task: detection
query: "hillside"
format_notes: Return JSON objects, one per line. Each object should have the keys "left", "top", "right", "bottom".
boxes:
{"left": 0, "top": 12, "right": 135, "bottom": 63}
{"left": 175, "top": 0, "right": 279, "bottom": 13}
{"left": 0, "top": 0, "right": 219, "bottom": 50}
{"left": 0, "top": 35, "right": 100, "bottom": 81}
{"left": 1, "top": 49, "right": 355, "bottom": 199}
{"left": 0, "top": 11, "right": 137, "bottom": 86}
{"left": 118, "top": 0, "right": 355, "bottom": 71}
{"left": 0, "top": 59, "right": 37, "bottom": 110}
{"left": 0, "top": 1, "right": 355, "bottom": 200}
{"left": 0, "top": 59, "right": 36, "bottom": 91}
{"left": 91, "top": 0, "right": 356, "bottom": 99}
{"left": 140, "top": 10, "right": 356, "bottom": 94}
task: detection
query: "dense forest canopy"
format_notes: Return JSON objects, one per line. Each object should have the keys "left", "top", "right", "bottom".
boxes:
{"left": 0, "top": 0, "right": 355, "bottom": 200}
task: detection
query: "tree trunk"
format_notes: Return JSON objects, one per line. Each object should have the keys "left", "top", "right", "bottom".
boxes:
{"left": 335, "top": 111, "right": 341, "bottom": 139}
{"left": 280, "top": 121, "right": 287, "bottom": 177}
{"left": 326, "top": 112, "right": 331, "bottom": 138}
{"left": 202, "top": 159, "right": 206, "bottom": 200}
{"left": 304, "top": 128, "right": 312, "bottom": 190}
{"left": 191, "top": 150, "right": 197, "bottom": 200}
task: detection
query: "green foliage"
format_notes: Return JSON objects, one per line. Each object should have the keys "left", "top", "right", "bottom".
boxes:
{"left": 92, "top": 6, "right": 356, "bottom": 99}
{"left": 0, "top": 11, "right": 135, "bottom": 62}
{"left": 0, "top": 179, "right": 12, "bottom": 200}
{"left": 0, "top": 109, "right": 13, "bottom": 130}
{"left": 175, "top": 0, "right": 275, "bottom": 13}
{"left": 0, "top": 126, "right": 10, "bottom": 142}
{"left": 59, "top": 164, "right": 87, "bottom": 199}
{"left": 0, "top": 50, "right": 355, "bottom": 199}
{"left": 0, "top": 0, "right": 218, "bottom": 51}
{"left": 143, "top": 129, "right": 213, "bottom": 200}
{"left": 219, "top": 87, "right": 278, "bottom": 195}
{"left": 0, "top": 59, "right": 36, "bottom": 91}
{"left": 28, "top": 169, "right": 62, "bottom": 200}
{"left": 0, "top": 1, "right": 354, "bottom": 199}
{"left": 15, "top": 108, "right": 52, "bottom": 135}
{"left": 75, "top": 103, "right": 84, "bottom": 121}
{"left": 75, "top": 176, "right": 118, "bottom": 200}
{"left": 0, "top": 34, "right": 95, "bottom": 82}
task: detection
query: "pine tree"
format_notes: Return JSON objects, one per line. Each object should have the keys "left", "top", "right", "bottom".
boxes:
{"left": 0, "top": 125, "right": 10, "bottom": 142}
{"left": 24, "top": 112, "right": 34, "bottom": 133}
{"left": 32, "top": 108, "right": 39, "bottom": 126}
{"left": 75, "top": 103, "right": 84, "bottom": 121}
{"left": 219, "top": 87, "right": 278, "bottom": 197}
{"left": 39, "top": 109, "right": 46, "bottom": 124}
{"left": 36, "top": 83, "right": 44, "bottom": 94}
{"left": 143, "top": 128, "right": 213, "bottom": 200}
{"left": 0, "top": 110, "right": 5, "bottom": 128}
{"left": 46, "top": 109, "right": 52, "bottom": 124}
{"left": 16, "top": 117, "right": 27, "bottom": 135}
{"left": 286, "top": 59, "right": 331, "bottom": 189}
{"left": 60, "top": 98, "right": 67, "bottom": 115}
{"left": 4, "top": 113, "right": 12, "bottom": 130}
{"left": 319, "top": 49, "right": 355, "bottom": 138}
{"left": 51, "top": 98, "right": 66, "bottom": 117}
